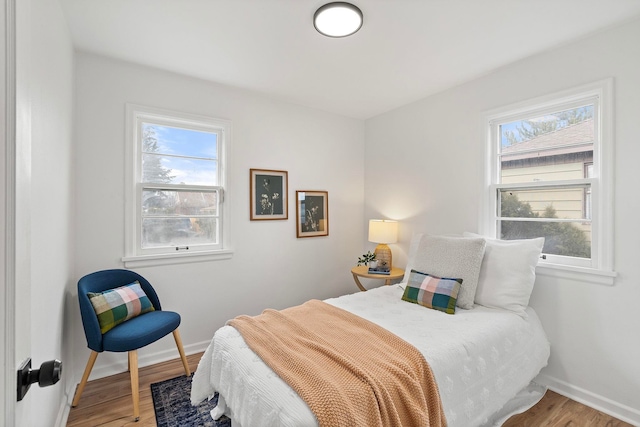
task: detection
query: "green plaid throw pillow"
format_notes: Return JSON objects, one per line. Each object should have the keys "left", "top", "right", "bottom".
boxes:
{"left": 402, "top": 269, "right": 462, "bottom": 314}
{"left": 88, "top": 281, "right": 155, "bottom": 334}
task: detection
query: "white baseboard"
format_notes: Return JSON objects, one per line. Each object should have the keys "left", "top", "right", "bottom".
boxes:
{"left": 55, "top": 340, "right": 212, "bottom": 427}
{"left": 535, "top": 373, "right": 640, "bottom": 426}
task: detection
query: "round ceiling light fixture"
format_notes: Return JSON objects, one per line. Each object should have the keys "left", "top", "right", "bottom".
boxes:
{"left": 314, "top": 2, "right": 363, "bottom": 38}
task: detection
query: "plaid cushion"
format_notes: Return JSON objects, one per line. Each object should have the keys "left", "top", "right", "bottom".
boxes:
{"left": 88, "top": 281, "right": 155, "bottom": 334}
{"left": 402, "top": 269, "right": 462, "bottom": 314}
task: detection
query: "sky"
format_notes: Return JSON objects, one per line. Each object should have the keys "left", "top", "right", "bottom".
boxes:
{"left": 143, "top": 123, "right": 219, "bottom": 186}
{"left": 499, "top": 105, "right": 593, "bottom": 147}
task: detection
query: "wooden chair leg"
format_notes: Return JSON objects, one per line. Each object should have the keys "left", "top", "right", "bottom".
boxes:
{"left": 128, "top": 350, "right": 140, "bottom": 421}
{"left": 72, "top": 351, "right": 99, "bottom": 407}
{"left": 172, "top": 329, "right": 191, "bottom": 376}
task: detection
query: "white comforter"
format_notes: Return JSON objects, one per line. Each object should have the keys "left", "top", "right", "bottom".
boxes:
{"left": 192, "top": 284, "right": 550, "bottom": 427}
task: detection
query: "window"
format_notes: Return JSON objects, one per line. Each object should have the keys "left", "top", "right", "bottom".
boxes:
{"left": 124, "top": 105, "right": 232, "bottom": 266}
{"left": 483, "top": 80, "right": 615, "bottom": 284}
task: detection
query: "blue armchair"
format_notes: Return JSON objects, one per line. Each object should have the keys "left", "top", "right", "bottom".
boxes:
{"left": 71, "top": 269, "right": 190, "bottom": 421}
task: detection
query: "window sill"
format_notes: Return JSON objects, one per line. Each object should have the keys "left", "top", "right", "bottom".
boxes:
{"left": 122, "top": 249, "right": 234, "bottom": 268}
{"left": 536, "top": 262, "right": 616, "bottom": 286}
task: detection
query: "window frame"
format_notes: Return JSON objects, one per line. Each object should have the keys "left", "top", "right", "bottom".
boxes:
{"left": 482, "top": 79, "right": 616, "bottom": 285}
{"left": 123, "top": 104, "right": 233, "bottom": 267}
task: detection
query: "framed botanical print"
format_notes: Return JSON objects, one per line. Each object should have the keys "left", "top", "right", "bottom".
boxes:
{"left": 296, "top": 190, "right": 328, "bottom": 238}
{"left": 250, "top": 169, "right": 288, "bottom": 220}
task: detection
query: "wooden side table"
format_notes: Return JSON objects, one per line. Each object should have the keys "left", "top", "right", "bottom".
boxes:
{"left": 350, "top": 265, "right": 405, "bottom": 291}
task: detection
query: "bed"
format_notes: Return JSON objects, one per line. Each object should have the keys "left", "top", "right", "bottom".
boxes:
{"left": 191, "top": 233, "right": 551, "bottom": 426}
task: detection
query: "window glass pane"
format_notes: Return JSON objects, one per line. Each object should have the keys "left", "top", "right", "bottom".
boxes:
{"left": 141, "top": 217, "right": 218, "bottom": 248}
{"left": 499, "top": 220, "right": 591, "bottom": 259}
{"left": 499, "top": 105, "right": 594, "bottom": 184}
{"left": 142, "top": 123, "right": 217, "bottom": 159}
{"left": 142, "top": 190, "right": 218, "bottom": 216}
{"left": 142, "top": 153, "right": 217, "bottom": 185}
{"left": 142, "top": 123, "right": 218, "bottom": 185}
{"left": 499, "top": 187, "right": 590, "bottom": 221}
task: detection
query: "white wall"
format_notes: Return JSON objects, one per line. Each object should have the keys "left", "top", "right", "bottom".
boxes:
{"left": 72, "top": 53, "right": 365, "bottom": 381}
{"left": 365, "top": 18, "right": 640, "bottom": 424}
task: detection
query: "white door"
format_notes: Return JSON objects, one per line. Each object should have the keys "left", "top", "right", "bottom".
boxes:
{"left": 3, "top": 0, "right": 33, "bottom": 424}
{"left": 1, "top": 1, "right": 14, "bottom": 424}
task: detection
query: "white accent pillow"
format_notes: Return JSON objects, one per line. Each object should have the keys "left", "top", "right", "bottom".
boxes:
{"left": 402, "top": 233, "right": 425, "bottom": 283}
{"left": 405, "top": 234, "right": 486, "bottom": 310}
{"left": 464, "top": 232, "right": 544, "bottom": 316}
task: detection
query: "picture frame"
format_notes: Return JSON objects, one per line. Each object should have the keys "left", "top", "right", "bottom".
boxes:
{"left": 296, "top": 190, "right": 329, "bottom": 238}
{"left": 250, "top": 169, "right": 288, "bottom": 220}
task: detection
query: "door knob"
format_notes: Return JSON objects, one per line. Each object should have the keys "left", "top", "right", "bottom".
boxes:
{"left": 17, "top": 358, "right": 63, "bottom": 401}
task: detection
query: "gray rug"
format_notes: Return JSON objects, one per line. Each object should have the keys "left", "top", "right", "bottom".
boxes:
{"left": 151, "top": 374, "right": 231, "bottom": 427}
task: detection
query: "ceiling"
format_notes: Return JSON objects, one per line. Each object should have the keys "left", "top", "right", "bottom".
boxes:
{"left": 60, "top": 0, "right": 640, "bottom": 119}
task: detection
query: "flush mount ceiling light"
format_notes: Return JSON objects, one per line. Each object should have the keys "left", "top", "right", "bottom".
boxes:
{"left": 314, "top": 2, "right": 363, "bottom": 38}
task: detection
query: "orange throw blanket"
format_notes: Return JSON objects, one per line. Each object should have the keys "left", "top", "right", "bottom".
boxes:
{"left": 228, "top": 299, "right": 447, "bottom": 427}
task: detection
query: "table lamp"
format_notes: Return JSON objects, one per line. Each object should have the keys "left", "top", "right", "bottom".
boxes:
{"left": 368, "top": 219, "right": 398, "bottom": 269}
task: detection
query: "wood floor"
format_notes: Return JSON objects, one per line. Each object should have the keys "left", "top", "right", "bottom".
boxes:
{"left": 66, "top": 352, "right": 202, "bottom": 427}
{"left": 502, "top": 392, "right": 633, "bottom": 427}
{"left": 67, "top": 352, "right": 634, "bottom": 427}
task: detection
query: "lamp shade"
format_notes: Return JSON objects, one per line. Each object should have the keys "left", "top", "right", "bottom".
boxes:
{"left": 368, "top": 220, "right": 398, "bottom": 244}
{"left": 314, "top": 2, "right": 363, "bottom": 38}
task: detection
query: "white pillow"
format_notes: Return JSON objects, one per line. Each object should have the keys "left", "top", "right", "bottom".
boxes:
{"left": 406, "top": 234, "right": 486, "bottom": 310}
{"left": 463, "top": 232, "right": 544, "bottom": 316}
{"left": 402, "top": 233, "right": 424, "bottom": 283}
{"left": 402, "top": 233, "right": 464, "bottom": 282}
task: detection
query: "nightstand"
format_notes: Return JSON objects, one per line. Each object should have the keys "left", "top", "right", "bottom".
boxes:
{"left": 350, "top": 265, "right": 405, "bottom": 291}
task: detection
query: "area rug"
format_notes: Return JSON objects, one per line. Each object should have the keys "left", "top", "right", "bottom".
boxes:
{"left": 151, "top": 374, "right": 231, "bottom": 427}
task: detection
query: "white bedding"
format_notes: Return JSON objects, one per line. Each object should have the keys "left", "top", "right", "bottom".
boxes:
{"left": 191, "top": 284, "right": 550, "bottom": 427}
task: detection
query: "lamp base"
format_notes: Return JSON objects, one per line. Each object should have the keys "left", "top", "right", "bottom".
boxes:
{"left": 374, "top": 244, "right": 392, "bottom": 269}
